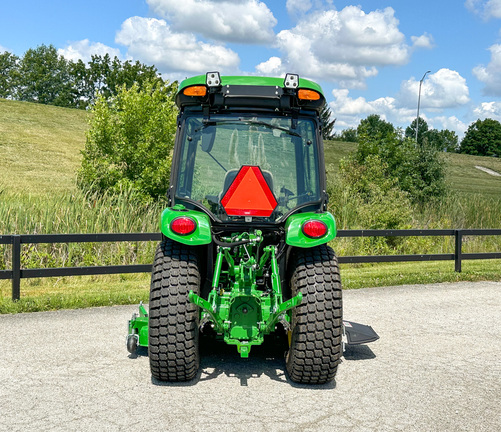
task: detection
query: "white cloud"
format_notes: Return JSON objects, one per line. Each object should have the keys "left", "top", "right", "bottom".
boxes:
{"left": 397, "top": 69, "right": 470, "bottom": 109}
{"left": 328, "top": 71, "right": 470, "bottom": 135}
{"left": 255, "top": 56, "right": 283, "bottom": 75}
{"left": 473, "top": 101, "right": 501, "bottom": 121}
{"left": 261, "top": 6, "right": 412, "bottom": 88}
{"left": 58, "top": 39, "right": 124, "bottom": 63}
{"left": 473, "top": 44, "right": 501, "bottom": 95}
{"left": 0, "top": 44, "right": 9, "bottom": 53}
{"left": 116, "top": 17, "right": 240, "bottom": 77}
{"left": 146, "top": 0, "right": 276, "bottom": 44}
{"left": 431, "top": 116, "right": 468, "bottom": 137}
{"left": 465, "top": 0, "right": 501, "bottom": 19}
{"left": 328, "top": 88, "right": 414, "bottom": 131}
{"left": 286, "top": 0, "right": 313, "bottom": 16}
{"left": 411, "top": 33, "right": 435, "bottom": 49}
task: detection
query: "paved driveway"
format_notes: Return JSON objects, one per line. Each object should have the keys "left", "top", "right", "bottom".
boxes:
{"left": 1, "top": 281, "right": 500, "bottom": 431}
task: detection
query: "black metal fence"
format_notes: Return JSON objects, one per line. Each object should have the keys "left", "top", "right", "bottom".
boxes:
{"left": 1, "top": 229, "right": 501, "bottom": 301}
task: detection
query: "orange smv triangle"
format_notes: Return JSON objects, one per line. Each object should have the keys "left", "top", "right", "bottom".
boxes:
{"left": 221, "top": 166, "right": 278, "bottom": 217}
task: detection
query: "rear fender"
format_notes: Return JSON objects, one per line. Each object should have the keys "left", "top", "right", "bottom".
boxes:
{"left": 160, "top": 206, "right": 212, "bottom": 246}
{"left": 285, "top": 211, "right": 337, "bottom": 248}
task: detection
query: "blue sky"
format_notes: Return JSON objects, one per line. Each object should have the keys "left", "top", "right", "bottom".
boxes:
{"left": 2, "top": 0, "right": 501, "bottom": 138}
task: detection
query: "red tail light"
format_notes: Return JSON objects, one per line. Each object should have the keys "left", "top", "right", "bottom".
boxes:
{"left": 302, "top": 220, "right": 328, "bottom": 238}
{"left": 170, "top": 216, "right": 197, "bottom": 235}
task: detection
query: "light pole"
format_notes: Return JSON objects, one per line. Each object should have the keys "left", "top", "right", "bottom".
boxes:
{"left": 415, "top": 70, "right": 431, "bottom": 144}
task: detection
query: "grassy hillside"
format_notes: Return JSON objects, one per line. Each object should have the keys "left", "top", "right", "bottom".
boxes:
{"left": 1, "top": 98, "right": 500, "bottom": 199}
{"left": 324, "top": 139, "right": 501, "bottom": 199}
{"left": 443, "top": 152, "right": 501, "bottom": 197}
{"left": 0, "top": 99, "right": 88, "bottom": 195}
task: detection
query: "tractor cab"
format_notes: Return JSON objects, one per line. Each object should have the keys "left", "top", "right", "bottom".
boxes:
{"left": 169, "top": 72, "right": 328, "bottom": 226}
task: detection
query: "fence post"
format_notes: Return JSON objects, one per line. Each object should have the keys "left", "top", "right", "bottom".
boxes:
{"left": 12, "top": 235, "right": 21, "bottom": 301}
{"left": 454, "top": 230, "right": 463, "bottom": 273}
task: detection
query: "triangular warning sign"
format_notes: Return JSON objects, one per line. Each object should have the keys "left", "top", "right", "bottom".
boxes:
{"left": 221, "top": 166, "right": 277, "bottom": 217}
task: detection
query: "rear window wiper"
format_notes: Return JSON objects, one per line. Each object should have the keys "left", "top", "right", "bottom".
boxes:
{"left": 197, "top": 119, "right": 301, "bottom": 137}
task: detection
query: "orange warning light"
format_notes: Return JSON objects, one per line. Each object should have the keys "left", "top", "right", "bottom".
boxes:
{"left": 183, "top": 85, "right": 207, "bottom": 97}
{"left": 221, "top": 166, "right": 277, "bottom": 217}
{"left": 298, "top": 89, "right": 321, "bottom": 101}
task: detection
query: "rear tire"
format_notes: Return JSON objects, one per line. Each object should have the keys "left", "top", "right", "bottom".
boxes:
{"left": 286, "top": 244, "right": 343, "bottom": 384}
{"left": 148, "top": 239, "right": 200, "bottom": 382}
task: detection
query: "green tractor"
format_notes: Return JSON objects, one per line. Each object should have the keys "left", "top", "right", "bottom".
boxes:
{"left": 127, "top": 72, "right": 376, "bottom": 385}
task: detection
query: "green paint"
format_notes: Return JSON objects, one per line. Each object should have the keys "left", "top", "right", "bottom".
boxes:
{"left": 185, "top": 229, "right": 302, "bottom": 358}
{"left": 160, "top": 205, "right": 212, "bottom": 245}
{"left": 127, "top": 301, "right": 149, "bottom": 347}
{"left": 285, "top": 211, "right": 337, "bottom": 247}
{"left": 179, "top": 74, "right": 325, "bottom": 97}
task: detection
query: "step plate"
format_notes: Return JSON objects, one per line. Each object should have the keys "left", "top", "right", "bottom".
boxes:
{"left": 343, "top": 320, "right": 380, "bottom": 345}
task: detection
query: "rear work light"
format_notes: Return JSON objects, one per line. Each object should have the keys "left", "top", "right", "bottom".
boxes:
{"left": 302, "top": 220, "right": 328, "bottom": 238}
{"left": 170, "top": 216, "right": 197, "bottom": 235}
{"left": 298, "top": 89, "right": 321, "bottom": 101}
{"left": 183, "top": 85, "right": 207, "bottom": 97}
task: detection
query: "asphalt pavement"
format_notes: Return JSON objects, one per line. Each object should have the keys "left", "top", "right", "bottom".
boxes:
{"left": 1, "top": 281, "right": 500, "bottom": 431}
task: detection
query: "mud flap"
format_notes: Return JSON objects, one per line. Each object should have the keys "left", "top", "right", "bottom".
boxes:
{"left": 343, "top": 320, "right": 379, "bottom": 345}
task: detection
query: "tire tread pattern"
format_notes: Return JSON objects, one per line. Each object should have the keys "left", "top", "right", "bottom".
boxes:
{"left": 148, "top": 239, "right": 200, "bottom": 382}
{"left": 286, "top": 244, "right": 343, "bottom": 384}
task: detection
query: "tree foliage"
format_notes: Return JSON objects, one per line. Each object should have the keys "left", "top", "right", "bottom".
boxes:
{"left": 320, "top": 103, "right": 336, "bottom": 140}
{"left": 459, "top": 118, "right": 501, "bottom": 157}
{"left": 357, "top": 114, "right": 395, "bottom": 141}
{"left": 77, "top": 80, "right": 178, "bottom": 202}
{"left": 405, "top": 117, "right": 429, "bottom": 145}
{"left": 15, "top": 44, "right": 73, "bottom": 106}
{"left": 0, "top": 45, "right": 163, "bottom": 109}
{"left": 355, "top": 115, "right": 447, "bottom": 204}
{"left": 0, "top": 51, "right": 19, "bottom": 98}
{"left": 406, "top": 117, "right": 458, "bottom": 152}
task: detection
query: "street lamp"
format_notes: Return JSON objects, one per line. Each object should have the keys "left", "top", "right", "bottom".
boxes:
{"left": 416, "top": 70, "right": 431, "bottom": 144}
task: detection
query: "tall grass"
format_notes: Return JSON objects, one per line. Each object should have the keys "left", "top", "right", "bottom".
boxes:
{"left": 0, "top": 188, "right": 164, "bottom": 270}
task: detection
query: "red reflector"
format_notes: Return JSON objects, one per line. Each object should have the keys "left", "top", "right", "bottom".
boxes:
{"left": 302, "top": 220, "right": 328, "bottom": 238}
{"left": 170, "top": 217, "right": 196, "bottom": 235}
{"left": 221, "top": 166, "right": 277, "bottom": 217}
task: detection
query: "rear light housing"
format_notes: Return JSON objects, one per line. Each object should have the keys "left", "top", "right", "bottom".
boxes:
{"left": 302, "top": 220, "right": 328, "bottom": 238}
{"left": 170, "top": 216, "right": 197, "bottom": 235}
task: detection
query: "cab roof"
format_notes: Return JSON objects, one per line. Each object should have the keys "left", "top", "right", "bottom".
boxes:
{"left": 176, "top": 72, "right": 325, "bottom": 112}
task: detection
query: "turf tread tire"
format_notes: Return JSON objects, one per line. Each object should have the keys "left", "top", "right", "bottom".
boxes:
{"left": 286, "top": 244, "right": 343, "bottom": 384}
{"left": 149, "top": 239, "right": 200, "bottom": 382}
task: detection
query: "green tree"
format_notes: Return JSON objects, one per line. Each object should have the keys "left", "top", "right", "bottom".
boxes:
{"left": 357, "top": 114, "right": 395, "bottom": 141}
{"left": 405, "top": 117, "right": 429, "bottom": 146}
{"left": 320, "top": 103, "right": 336, "bottom": 140}
{"left": 425, "top": 128, "right": 459, "bottom": 152}
{"left": 16, "top": 44, "right": 73, "bottom": 106}
{"left": 85, "top": 55, "right": 161, "bottom": 106}
{"left": 0, "top": 51, "right": 19, "bottom": 98}
{"left": 78, "top": 80, "right": 178, "bottom": 202}
{"left": 337, "top": 128, "right": 358, "bottom": 142}
{"left": 460, "top": 118, "right": 501, "bottom": 156}
{"left": 355, "top": 116, "right": 446, "bottom": 204}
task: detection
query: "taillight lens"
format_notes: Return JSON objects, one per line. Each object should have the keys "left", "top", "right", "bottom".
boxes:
{"left": 170, "top": 217, "right": 197, "bottom": 235}
{"left": 302, "top": 220, "right": 328, "bottom": 238}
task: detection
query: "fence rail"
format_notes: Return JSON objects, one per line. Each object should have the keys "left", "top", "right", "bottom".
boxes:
{"left": 1, "top": 229, "right": 501, "bottom": 301}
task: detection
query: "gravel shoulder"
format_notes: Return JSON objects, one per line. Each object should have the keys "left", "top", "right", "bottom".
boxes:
{"left": 1, "top": 281, "right": 500, "bottom": 432}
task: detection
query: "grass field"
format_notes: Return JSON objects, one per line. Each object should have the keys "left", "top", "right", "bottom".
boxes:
{"left": 0, "top": 99, "right": 88, "bottom": 195}
{"left": 1, "top": 98, "right": 500, "bottom": 313}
